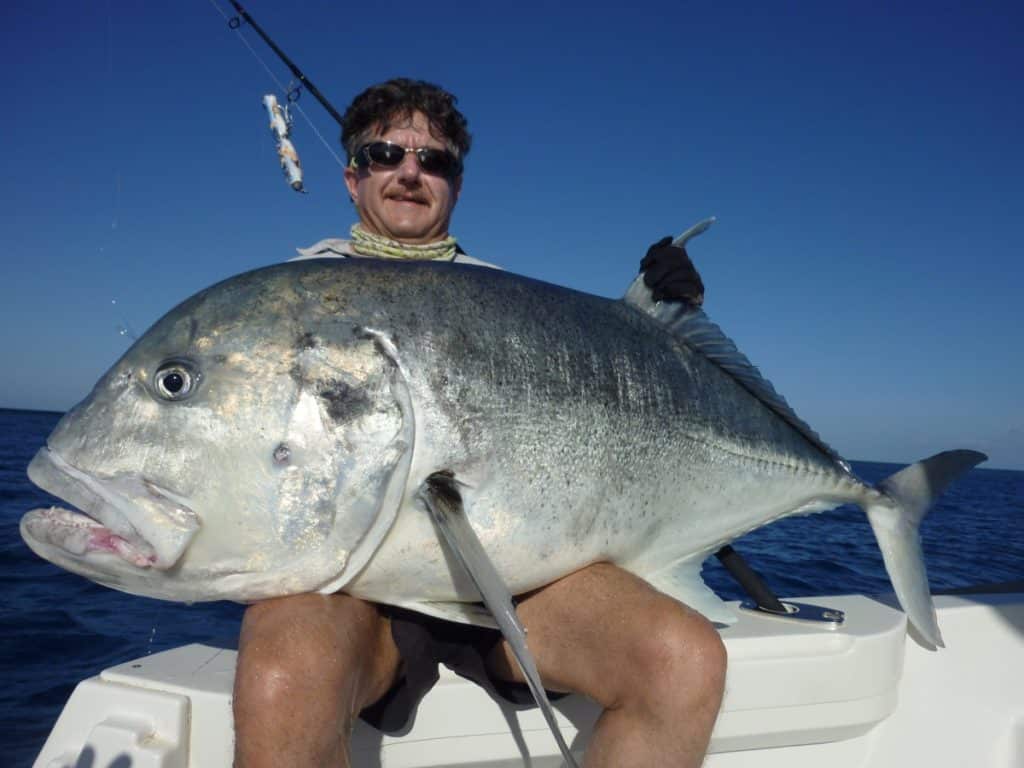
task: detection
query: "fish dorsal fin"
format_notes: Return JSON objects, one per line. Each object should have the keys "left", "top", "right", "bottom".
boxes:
{"left": 624, "top": 222, "right": 847, "bottom": 467}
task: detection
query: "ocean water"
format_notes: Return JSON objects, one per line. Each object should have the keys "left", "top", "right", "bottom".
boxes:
{"left": 1, "top": 407, "right": 1021, "bottom": 765}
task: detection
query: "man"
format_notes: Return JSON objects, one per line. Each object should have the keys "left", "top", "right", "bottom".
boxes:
{"left": 233, "top": 78, "right": 725, "bottom": 768}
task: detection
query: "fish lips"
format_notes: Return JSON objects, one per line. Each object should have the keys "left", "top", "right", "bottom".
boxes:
{"left": 21, "top": 447, "right": 200, "bottom": 573}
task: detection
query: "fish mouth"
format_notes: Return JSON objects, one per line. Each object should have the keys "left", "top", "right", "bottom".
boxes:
{"left": 21, "top": 447, "right": 200, "bottom": 572}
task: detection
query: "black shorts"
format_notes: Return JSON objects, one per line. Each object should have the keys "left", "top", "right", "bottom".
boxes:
{"left": 358, "top": 605, "right": 555, "bottom": 734}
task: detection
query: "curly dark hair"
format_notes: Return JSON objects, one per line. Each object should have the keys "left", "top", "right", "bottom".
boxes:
{"left": 341, "top": 78, "right": 472, "bottom": 170}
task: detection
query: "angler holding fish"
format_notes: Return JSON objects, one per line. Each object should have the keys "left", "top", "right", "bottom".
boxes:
{"left": 20, "top": 75, "right": 985, "bottom": 768}
{"left": 238, "top": 79, "right": 723, "bottom": 768}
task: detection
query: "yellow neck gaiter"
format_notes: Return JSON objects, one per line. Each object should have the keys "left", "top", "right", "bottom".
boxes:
{"left": 350, "top": 224, "right": 458, "bottom": 262}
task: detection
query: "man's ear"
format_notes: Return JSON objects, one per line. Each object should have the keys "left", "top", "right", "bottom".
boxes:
{"left": 344, "top": 165, "right": 360, "bottom": 205}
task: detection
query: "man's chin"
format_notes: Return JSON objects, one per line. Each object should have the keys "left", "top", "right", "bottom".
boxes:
{"left": 379, "top": 220, "right": 445, "bottom": 245}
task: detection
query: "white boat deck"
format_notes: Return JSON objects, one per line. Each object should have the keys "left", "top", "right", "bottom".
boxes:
{"left": 32, "top": 592, "right": 1024, "bottom": 767}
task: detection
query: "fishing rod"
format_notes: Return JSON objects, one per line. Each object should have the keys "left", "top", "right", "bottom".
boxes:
{"left": 227, "top": 1, "right": 344, "bottom": 127}
{"left": 214, "top": 0, "right": 347, "bottom": 191}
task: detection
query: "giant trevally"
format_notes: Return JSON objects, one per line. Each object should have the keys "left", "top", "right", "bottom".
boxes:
{"left": 20, "top": 257, "right": 984, "bottom": 648}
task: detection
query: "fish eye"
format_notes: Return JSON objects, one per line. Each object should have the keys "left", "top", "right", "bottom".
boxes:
{"left": 154, "top": 361, "right": 199, "bottom": 401}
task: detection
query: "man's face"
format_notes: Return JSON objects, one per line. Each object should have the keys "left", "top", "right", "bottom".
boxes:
{"left": 344, "top": 111, "right": 462, "bottom": 244}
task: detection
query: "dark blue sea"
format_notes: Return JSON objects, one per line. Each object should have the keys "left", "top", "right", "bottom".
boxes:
{"left": 2, "top": 407, "right": 1021, "bottom": 765}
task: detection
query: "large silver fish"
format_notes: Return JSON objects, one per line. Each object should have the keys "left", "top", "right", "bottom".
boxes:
{"left": 20, "top": 257, "right": 984, "bottom": 648}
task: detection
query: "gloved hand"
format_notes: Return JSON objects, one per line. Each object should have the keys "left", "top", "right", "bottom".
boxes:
{"left": 640, "top": 236, "right": 705, "bottom": 305}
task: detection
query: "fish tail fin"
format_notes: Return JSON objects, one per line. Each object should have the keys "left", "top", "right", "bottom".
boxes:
{"left": 865, "top": 449, "right": 986, "bottom": 648}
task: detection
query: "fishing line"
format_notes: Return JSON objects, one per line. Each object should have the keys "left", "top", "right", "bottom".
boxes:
{"left": 110, "top": 299, "right": 138, "bottom": 341}
{"left": 97, "top": 3, "right": 137, "bottom": 343}
{"left": 207, "top": 0, "right": 345, "bottom": 170}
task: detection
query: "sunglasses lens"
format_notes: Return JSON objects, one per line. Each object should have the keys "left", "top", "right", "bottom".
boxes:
{"left": 418, "top": 149, "right": 460, "bottom": 177}
{"left": 365, "top": 142, "right": 404, "bottom": 167}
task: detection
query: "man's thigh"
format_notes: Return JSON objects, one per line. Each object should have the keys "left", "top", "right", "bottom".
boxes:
{"left": 485, "top": 562, "right": 717, "bottom": 707}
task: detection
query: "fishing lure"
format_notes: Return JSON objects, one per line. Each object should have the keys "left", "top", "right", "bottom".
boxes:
{"left": 262, "top": 93, "right": 304, "bottom": 193}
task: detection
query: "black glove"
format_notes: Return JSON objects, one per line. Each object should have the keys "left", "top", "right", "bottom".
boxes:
{"left": 640, "top": 236, "right": 705, "bottom": 305}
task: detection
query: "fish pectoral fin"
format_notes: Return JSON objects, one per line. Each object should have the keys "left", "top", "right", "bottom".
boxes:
{"left": 417, "top": 471, "right": 579, "bottom": 768}
{"left": 644, "top": 557, "right": 737, "bottom": 626}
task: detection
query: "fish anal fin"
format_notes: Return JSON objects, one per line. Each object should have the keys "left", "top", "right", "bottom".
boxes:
{"left": 644, "top": 558, "right": 736, "bottom": 626}
{"left": 389, "top": 599, "right": 498, "bottom": 628}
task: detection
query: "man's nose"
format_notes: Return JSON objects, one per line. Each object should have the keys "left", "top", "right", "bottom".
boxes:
{"left": 395, "top": 151, "right": 422, "bottom": 181}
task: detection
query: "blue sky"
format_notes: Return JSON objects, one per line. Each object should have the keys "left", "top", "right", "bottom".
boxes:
{"left": 2, "top": 2, "right": 1021, "bottom": 469}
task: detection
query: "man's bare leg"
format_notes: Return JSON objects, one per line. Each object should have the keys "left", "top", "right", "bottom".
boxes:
{"left": 488, "top": 563, "right": 727, "bottom": 768}
{"left": 233, "top": 593, "right": 400, "bottom": 768}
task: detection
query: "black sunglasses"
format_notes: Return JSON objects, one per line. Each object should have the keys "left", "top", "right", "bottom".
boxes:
{"left": 351, "top": 141, "right": 462, "bottom": 179}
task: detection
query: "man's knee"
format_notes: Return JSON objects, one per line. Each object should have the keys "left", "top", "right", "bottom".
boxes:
{"left": 622, "top": 602, "right": 727, "bottom": 715}
{"left": 234, "top": 594, "right": 398, "bottom": 715}
{"left": 234, "top": 646, "right": 314, "bottom": 713}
